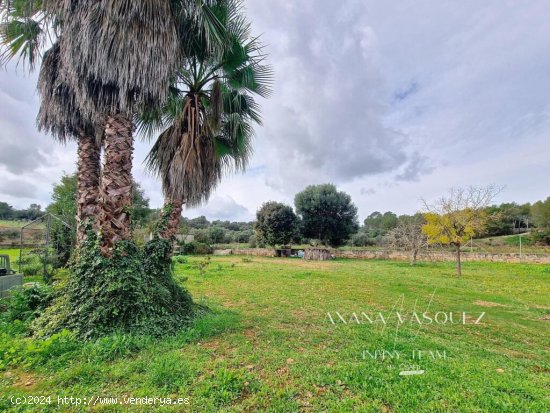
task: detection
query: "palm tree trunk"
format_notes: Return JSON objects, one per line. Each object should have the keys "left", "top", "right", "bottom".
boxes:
{"left": 99, "top": 113, "right": 134, "bottom": 255}
{"left": 159, "top": 198, "right": 184, "bottom": 240}
{"left": 76, "top": 134, "right": 101, "bottom": 246}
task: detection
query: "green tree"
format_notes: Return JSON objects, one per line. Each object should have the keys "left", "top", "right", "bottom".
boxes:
{"left": 131, "top": 184, "right": 153, "bottom": 229}
{"left": 361, "top": 211, "right": 398, "bottom": 245}
{"left": 0, "top": 202, "right": 14, "bottom": 219}
{"left": 381, "top": 212, "right": 399, "bottom": 231}
{"left": 209, "top": 227, "right": 226, "bottom": 244}
{"left": 254, "top": 202, "right": 299, "bottom": 247}
{"left": 1, "top": 0, "right": 232, "bottom": 337}
{"left": 1, "top": 0, "right": 229, "bottom": 254}
{"left": 295, "top": 184, "right": 359, "bottom": 247}
{"left": 47, "top": 174, "right": 77, "bottom": 266}
{"left": 364, "top": 211, "right": 383, "bottom": 230}
{"left": 531, "top": 197, "right": 550, "bottom": 245}
{"left": 531, "top": 197, "right": 550, "bottom": 229}
{"left": 46, "top": 174, "right": 153, "bottom": 265}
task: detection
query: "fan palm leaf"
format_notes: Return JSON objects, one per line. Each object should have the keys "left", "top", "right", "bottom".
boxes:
{"left": 142, "top": 0, "right": 272, "bottom": 238}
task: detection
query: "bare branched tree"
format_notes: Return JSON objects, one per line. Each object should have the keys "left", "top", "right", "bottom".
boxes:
{"left": 384, "top": 214, "right": 428, "bottom": 266}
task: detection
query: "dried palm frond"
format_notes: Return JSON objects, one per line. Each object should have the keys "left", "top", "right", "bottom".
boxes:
{"left": 147, "top": 94, "right": 222, "bottom": 207}
{"left": 36, "top": 41, "right": 103, "bottom": 144}
{"left": 54, "top": 0, "right": 181, "bottom": 117}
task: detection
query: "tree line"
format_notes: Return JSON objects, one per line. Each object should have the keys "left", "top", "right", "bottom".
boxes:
{"left": 0, "top": 202, "right": 44, "bottom": 221}
{"left": 4, "top": 180, "right": 549, "bottom": 254}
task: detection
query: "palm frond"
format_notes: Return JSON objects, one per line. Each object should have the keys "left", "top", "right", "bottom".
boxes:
{"left": 0, "top": 0, "right": 47, "bottom": 70}
{"left": 143, "top": 0, "right": 271, "bottom": 208}
{"left": 58, "top": 0, "right": 181, "bottom": 117}
{"left": 36, "top": 41, "right": 103, "bottom": 144}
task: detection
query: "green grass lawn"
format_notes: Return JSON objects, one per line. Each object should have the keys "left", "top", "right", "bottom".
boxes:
{"left": 0, "top": 248, "right": 21, "bottom": 264}
{"left": 1, "top": 257, "right": 549, "bottom": 412}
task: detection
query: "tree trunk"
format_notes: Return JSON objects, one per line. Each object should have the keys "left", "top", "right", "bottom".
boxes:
{"left": 456, "top": 244, "right": 462, "bottom": 276}
{"left": 99, "top": 113, "right": 134, "bottom": 256}
{"left": 411, "top": 249, "right": 418, "bottom": 266}
{"left": 159, "top": 198, "right": 184, "bottom": 240}
{"left": 76, "top": 134, "right": 101, "bottom": 246}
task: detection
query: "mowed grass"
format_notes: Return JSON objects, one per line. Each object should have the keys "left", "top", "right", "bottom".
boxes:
{"left": 0, "top": 248, "right": 21, "bottom": 263}
{"left": 1, "top": 257, "right": 549, "bottom": 412}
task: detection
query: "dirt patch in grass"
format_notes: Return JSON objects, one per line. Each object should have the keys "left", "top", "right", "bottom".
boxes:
{"left": 8, "top": 371, "right": 41, "bottom": 389}
{"left": 539, "top": 314, "right": 550, "bottom": 321}
{"left": 473, "top": 300, "right": 510, "bottom": 308}
{"left": 243, "top": 328, "right": 260, "bottom": 345}
{"left": 198, "top": 340, "right": 219, "bottom": 350}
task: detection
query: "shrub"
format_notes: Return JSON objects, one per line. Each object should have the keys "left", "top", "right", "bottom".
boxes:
{"left": 33, "top": 231, "right": 198, "bottom": 339}
{"left": 2, "top": 284, "right": 53, "bottom": 323}
{"left": 21, "top": 261, "right": 43, "bottom": 277}
{"left": 172, "top": 255, "right": 188, "bottom": 264}
{"left": 530, "top": 230, "right": 550, "bottom": 246}
{"left": 183, "top": 241, "right": 213, "bottom": 255}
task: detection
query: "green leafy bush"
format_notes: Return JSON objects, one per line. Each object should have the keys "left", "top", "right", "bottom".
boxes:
{"left": 33, "top": 231, "right": 198, "bottom": 339}
{"left": 172, "top": 255, "right": 188, "bottom": 264}
{"left": 183, "top": 241, "right": 213, "bottom": 255}
{"left": 2, "top": 284, "right": 52, "bottom": 323}
{"left": 530, "top": 230, "right": 550, "bottom": 246}
{"left": 21, "top": 261, "right": 43, "bottom": 277}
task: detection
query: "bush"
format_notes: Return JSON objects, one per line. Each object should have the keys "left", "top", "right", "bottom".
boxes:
{"left": 21, "top": 261, "right": 43, "bottom": 277}
{"left": 235, "top": 231, "right": 252, "bottom": 244}
{"left": 183, "top": 241, "right": 213, "bottom": 255}
{"left": 2, "top": 284, "right": 53, "bottom": 323}
{"left": 193, "top": 229, "right": 211, "bottom": 244}
{"left": 33, "top": 231, "right": 198, "bottom": 339}
{"left": 172, "top": 255, "right": 188, "bottom": 264}
{"left": 209, "top": 227, "right": 226, "bottom": 244}
{"left": 350, "top": 232, "right": 372, "bottom": 247}
{"left": 530, "top": 230, "right": 550, "bottom": 246}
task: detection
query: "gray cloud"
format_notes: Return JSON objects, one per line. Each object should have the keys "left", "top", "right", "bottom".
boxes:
{"left": 2, "top": 0, "right": 550, "bottom": 221}
{"left": 0, "top": 140, "right": 48, "bottom": 174}
{"left": 186, "top": 196, "right": 251, "bottom": 222}
{"left": 360, "top": 188, "right": 376, "bottom": 196}
{"left": 0, "top": 178, "right": 39, "bottom": 199}
{"left": 395, "top": 153, "right": 434, "bottom": 182}
{"left": 0, "top": 70, "right": 52, "bottom": 174}
{"left": 248, "top": 0, "right": 411, "bottom": 190}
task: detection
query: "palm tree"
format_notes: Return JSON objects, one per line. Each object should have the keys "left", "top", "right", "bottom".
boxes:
{"left": 37, "top": 41, "right": 104, "bottom": 246}
{"left": 2, "top": 1, "right": 232, "bottom": 253}
{"left": 41, "top": 1, "right": 181, "bottom": 254}
{"left": 0, "top": 2, "right": 102, "bottom": 245}
{"left": 142, "top": 0, "right": 272, "bottom": 239}
{"left": 0, "top": 0, "right": 47, "bottom": 70}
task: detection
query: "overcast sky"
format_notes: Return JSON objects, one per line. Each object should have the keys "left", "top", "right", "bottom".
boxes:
{"left": 1, "top": 0, "right": 549, "bottom": 222}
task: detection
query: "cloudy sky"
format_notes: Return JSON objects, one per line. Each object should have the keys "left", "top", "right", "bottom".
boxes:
{"left": 1, "top": 0, "right": 549, "bottom": 222}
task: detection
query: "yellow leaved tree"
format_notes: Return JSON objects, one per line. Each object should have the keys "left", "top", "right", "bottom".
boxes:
{"left": 422, "top": 185, "right": 502, "bottom": 276}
